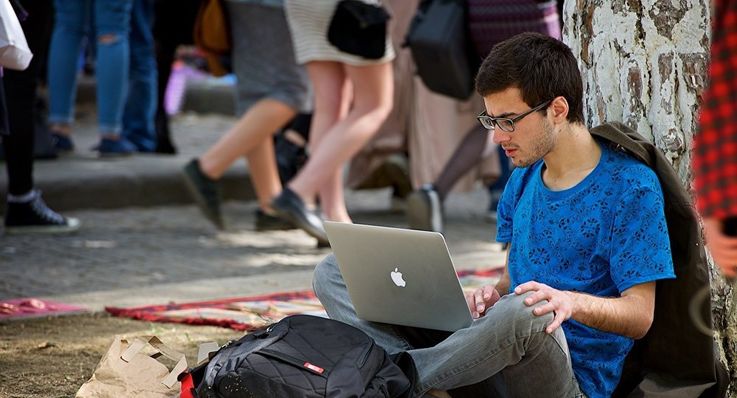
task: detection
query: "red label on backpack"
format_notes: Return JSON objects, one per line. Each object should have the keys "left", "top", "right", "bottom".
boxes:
{"left": 303, "top": 362, "right": 324, "bottom": 374}
{"left": 180, "top": 373, "right": 195, "bottom": 398}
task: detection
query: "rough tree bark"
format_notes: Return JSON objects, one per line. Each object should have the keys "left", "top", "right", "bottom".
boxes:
{"left": 563, "top": 0, "right": 737, "bottom": 394}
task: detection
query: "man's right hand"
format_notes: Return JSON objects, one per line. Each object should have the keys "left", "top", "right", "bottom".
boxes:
{"left": 465, "top": 285, "right": 501, "bottom": 318}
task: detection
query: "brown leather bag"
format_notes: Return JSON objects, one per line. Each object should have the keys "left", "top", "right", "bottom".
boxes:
{"left": 193, "top": 0, "right": 231, "bottom": 76}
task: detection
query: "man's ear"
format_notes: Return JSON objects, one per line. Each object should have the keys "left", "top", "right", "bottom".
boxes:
{"left": 549, "top": 96, "right": 569, "bottom": 124}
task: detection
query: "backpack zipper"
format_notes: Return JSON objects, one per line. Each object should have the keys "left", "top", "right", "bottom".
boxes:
{"left": 357, "top": 339, "right": 375, "bottom": 368}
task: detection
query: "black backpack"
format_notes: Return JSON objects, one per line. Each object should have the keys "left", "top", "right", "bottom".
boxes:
{"left": 405, "top": 0, "right": 480, "bottom": 100}
{"left": 180, "top": 315, "right": 416, "bottom": 398}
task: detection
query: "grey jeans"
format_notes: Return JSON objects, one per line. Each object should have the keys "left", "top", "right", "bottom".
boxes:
{"left": 313, "top": 254, "right": 584, "bottom": 397}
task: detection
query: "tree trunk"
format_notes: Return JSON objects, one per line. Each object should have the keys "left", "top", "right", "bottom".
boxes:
{"left": 563, "top": 0, "right": 737, "bottom": 394}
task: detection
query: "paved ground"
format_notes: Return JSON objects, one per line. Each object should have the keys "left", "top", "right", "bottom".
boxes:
{"left": 0, "top": 108, "right": 505, "bottom": 311}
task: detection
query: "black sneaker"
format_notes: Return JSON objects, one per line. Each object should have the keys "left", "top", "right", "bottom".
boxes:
{"left": 182, "top": 158, "right": 225, "bottom": 230}
{"left": 4, "top": 190, "right": 80, "bottom": 234}
{"left": 271, "top": 188, "right": 329, "bottom": 245}
{"left": 254, "top": 209, "right": 295, "bottom": 231}
{"left": 51, "top": 132, "right": 75, "bottom": 153}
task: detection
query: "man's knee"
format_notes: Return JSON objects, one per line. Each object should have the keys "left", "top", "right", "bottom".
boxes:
{"left": 491, "top": 292, "right": 553, "bottom": 335}
{"left": 312, "top": 253, "right": 341, "bottom": 298}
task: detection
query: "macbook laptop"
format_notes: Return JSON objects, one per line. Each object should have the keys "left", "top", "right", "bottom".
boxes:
{"left": 323, "top": 221, "right": 473, "bottom": 332}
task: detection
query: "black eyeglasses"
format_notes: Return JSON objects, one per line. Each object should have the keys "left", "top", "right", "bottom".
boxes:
{"left": 477, "top": 99, "right": 553, "bottom": 132}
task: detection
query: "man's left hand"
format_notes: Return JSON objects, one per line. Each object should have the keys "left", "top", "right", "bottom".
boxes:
{"left": 515, "top": 281, "right": 576, "bottom": 334}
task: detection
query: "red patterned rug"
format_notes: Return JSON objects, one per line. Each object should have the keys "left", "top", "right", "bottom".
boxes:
{"left": 106, "top": 268, "right": 503, "bottom": 331}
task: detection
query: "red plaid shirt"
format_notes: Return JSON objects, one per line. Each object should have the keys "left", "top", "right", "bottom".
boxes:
{"left": 693, "top": 0, "right": 737, "bottom": 219}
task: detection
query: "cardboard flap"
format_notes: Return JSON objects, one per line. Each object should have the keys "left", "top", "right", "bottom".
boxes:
{"left": 118, "top": 336, "right": 187, "bottom": 389}
{"left": 197, "top": 342, "right": 220, "bottom": 366}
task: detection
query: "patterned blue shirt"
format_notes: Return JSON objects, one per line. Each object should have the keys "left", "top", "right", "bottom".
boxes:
{"left": 496, "top": 141, "right": 676, "bottom": 398}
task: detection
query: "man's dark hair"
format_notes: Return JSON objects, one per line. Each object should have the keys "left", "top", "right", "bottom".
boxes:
{"left": 475, "top": 32, "right": 585, "bottom": 125}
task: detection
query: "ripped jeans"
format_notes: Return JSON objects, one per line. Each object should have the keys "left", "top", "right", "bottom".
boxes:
{"left": 48, "top": 0, "right": 133, "bottom": 135}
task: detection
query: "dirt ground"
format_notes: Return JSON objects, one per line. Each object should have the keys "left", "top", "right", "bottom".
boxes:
{"left": 0, "top": 313, "right": 242, "bottom": 398}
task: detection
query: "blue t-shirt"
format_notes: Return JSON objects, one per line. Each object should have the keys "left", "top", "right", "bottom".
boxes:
{"left": 496, "top": 141, "right": 675, "bottom": 398}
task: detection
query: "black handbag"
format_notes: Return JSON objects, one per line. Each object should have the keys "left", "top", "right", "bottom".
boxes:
{"left": 327, "top": 0, "right": 391, "bottom": 60}
{"left": 405, "top": 0, "right": 479, "bottom": 100}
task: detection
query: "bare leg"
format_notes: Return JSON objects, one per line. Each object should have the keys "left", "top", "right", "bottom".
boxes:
{"left": 49, "top": 123, "right": 72, "bottom": 136}
{"left": 305, "top": 61, "right": 351, "bottom": 153}
{"left": 199, "top": 99, "right": 296, "bottom": 180}
{"left": 299, "top": 61, "right": 351, "bottom": 217}
{"left": 289, "top": 62, "right": 393, "bottom": 221}
{"left": 197, "top": 98, "right": 296, "bottom": 213}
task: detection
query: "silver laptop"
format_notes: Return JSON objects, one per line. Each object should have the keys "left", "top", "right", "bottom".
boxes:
{"left": 323, "top": 221, "right": 473, "bottom": 332}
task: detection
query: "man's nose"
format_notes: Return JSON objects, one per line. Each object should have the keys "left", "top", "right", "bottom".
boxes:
{"left": 492, "top": 129, "right": 511, "bottom": 145}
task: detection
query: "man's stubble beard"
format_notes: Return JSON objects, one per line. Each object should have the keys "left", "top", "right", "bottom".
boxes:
{"left": 513, "top": 119, "right": 555, "bottom": 168}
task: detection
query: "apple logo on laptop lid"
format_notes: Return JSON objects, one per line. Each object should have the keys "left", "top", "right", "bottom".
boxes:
{"left": 390, "top": 268, "right": 406, "bottom": 287}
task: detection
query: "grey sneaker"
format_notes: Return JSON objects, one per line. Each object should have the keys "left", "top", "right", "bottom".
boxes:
{"left": 182, "top": 158, "right": 224, "bottom": 230}
{"left": 4, "top": 190, "right": 80, "bottom": 234}
{"left": 406, "top": 184, "right": 443, "bottom": 233}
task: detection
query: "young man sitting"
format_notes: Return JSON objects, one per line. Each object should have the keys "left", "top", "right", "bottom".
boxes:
{"left": 312, "top": 32, "right": 675, "bottom": 398}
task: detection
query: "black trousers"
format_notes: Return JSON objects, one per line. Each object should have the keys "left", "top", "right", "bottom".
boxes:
{"left": 153, "top": 0, "right": 200, "bottom": 152}
{"left": 2, "top": 0, "right": 53, "bottom": 195}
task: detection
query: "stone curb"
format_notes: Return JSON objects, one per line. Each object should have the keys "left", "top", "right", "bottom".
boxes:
{"left": 0, "top": 155, "right": 255, "bottom": 213}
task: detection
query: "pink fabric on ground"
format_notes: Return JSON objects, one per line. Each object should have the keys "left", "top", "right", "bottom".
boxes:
{"left": 0, "top": 298, "right": 87, "bottom": 319}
